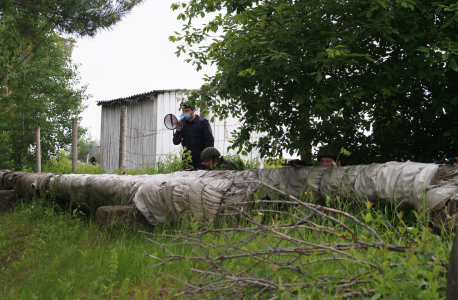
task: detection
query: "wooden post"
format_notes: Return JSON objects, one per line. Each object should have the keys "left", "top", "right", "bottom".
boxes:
{"left": 119, "top": 106, "right": 127, "bottom": 170}
{"left": 72, "top": 118, "right": 78, "bottom": 173}
{"left": 86, "top": 153, "right": 89, "bottom": 165}
{"left": 35, "top": 126, "right": 41, "bottom": 173}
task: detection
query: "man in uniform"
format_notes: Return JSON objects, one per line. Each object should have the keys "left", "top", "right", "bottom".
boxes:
{"left": 201, "top": 147, "right": 239, "bottom": 170}
{"left": 173, "top": 103, "right": 214, "bottom": 169}
{"left": 317, "top": 145, "right": 342, "bottom": 166}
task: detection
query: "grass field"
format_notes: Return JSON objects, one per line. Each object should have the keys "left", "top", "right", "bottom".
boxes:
{"left": 0, "top": 194, "right": 453, "bottom": 299}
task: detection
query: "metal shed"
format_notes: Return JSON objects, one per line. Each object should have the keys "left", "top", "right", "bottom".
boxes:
{"left": 97, "top": 89, "right": 263, "bottom": 173}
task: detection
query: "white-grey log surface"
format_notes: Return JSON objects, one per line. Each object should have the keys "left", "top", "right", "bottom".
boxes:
{"left": 2, "top": 162, "right": 458, "bottom": 226}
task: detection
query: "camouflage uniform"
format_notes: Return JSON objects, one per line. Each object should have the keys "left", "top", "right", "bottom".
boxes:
{"left": 201, "top": 147, "right": 239, "bottom": 171}
{"left": 217, "top": 156, "right": 239, "bottom": 170}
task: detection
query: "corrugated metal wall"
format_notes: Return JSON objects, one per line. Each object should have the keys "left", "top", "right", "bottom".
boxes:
{"left": 101, "top": 90, "right": 263, "bottom": 173}
{"left": 100, "top": 94, "right": 156, "bottom": 173}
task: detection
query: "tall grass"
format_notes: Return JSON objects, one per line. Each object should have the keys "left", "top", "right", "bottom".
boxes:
{"left": 0, "top": 200, "right": 192, "bottom": 299}
{"left": 0, "top": 191, "right": 452, "bottom": 299}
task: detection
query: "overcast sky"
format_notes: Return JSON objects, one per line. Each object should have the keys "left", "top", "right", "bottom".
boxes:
{"left": 72, "top": 0, "right": 216, "bottom": 141}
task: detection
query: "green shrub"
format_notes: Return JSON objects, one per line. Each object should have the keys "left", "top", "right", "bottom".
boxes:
{"left": 224, "top": 153, "right": 261, "bottom": 170}
{"left": 42, "top": 150, "right": 106, "bottom": 174}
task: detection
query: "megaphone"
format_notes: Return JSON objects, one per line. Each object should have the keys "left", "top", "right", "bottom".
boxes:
{"left": 164, "top": 113, "right": 192, "bottom": 130}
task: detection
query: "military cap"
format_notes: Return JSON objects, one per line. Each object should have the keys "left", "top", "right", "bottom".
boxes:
{"left": 317, "top": 145, "right": 341, "bottom": 162}
{"left": 201, "top": 147, "right": 221, "bottom": 161}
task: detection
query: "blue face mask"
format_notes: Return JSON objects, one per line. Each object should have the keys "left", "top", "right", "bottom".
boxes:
{"left": 178, "top": 113, "right": 192, "bottom": 122}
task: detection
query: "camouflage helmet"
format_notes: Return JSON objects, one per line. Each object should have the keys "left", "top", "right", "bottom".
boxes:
{"left": 317, "top": 145, "right": 341, "bottom": 162}
{"left": 201, "top": 147, "right": 221, "bottom": 161}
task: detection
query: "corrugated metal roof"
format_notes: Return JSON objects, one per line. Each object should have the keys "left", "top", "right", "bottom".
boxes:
{"left": 96, "top": 89, "right": 185, "bottom": 106}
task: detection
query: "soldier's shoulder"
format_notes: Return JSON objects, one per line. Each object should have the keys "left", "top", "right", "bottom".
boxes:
{"left": 220, "top": 160, "right": 239, "bottom": 170}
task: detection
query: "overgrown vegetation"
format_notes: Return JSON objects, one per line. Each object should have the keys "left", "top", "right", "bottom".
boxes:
{"left": 39, "top": 151, "right": 106, "bottom": 174}
{"left": 0, "top": 199, "right": 174, "bottom": 299}
{"left": 0, "top": 188, "right": 452, "bottom": 299}
{"left": 0, "top": 13, "right": 89, "bottom": 171}
{"left": 21, "top": 149, "right": 262, "bottom": 175}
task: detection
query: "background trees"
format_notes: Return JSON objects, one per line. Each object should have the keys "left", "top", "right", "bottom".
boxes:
{"left": 0, "top": 15, "right": 89, "bottom": 170}
{"left": 171, "top": 0, "right": 458, "bottom": 164}
{"left": 0, "top": 0, "right": 143, "bottom": 170}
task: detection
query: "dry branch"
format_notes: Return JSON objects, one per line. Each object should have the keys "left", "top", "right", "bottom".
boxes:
{"left": 140, "top": 180, "right": 439, "bottom": 299}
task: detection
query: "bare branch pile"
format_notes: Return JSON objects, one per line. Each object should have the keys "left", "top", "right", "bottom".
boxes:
{"left": 142, "top": 182, "right": 442, "bottom": 299}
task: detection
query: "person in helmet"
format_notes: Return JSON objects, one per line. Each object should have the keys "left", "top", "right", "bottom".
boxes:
{"left": 201, "top": 147, "right": 239, "bottom": 170}
{"left": 317, "top": 145, "right": 342, "bottom": 166}
{"left": 173, "top": 102, "right": 215, "bottom": 169}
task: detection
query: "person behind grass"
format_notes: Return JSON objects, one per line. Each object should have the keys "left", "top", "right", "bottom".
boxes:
{"left": 201, "top": 147, "right": 239, "bottom": 170}
{"left": 173, "top": 102, "right": 214, "bottom": 169}
{"left": 317, "top": 145, "right": 342, "bottom": 166}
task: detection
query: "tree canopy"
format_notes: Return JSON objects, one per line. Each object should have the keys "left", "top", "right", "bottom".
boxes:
{"left": 171, "top": 0, "right": 458, "bottom": 164}
{"left": 0, "top": 15, "right": 89, "bottom": 170}
{"left": 0, "top": 0, "right": 142, "bottom": 37}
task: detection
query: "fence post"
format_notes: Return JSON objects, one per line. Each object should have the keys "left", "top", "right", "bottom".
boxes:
{"left": 35, "top": 126, "right": 41, "bottom": 173}
{"left": 72, "top": 118, "right": 78, "bottom": 173}
{"left": 119, "top": 106, "right": 127, "bottom": 170}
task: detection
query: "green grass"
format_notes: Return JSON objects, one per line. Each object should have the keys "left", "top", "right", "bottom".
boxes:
{"left": 0, "top": 193, "right": 452, "bottom": 299}
{"left": 0, "top": 200, "right": 189, "bottom": 299}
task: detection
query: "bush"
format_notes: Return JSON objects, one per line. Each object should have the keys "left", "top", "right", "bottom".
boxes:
{"left": 42, "top": 150, "right": 106, "bottom": 174}
{"left": 224, "top": 154, "right": 261, "bottom": 170}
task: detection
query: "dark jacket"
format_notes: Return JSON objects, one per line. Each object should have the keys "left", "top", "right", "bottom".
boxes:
{"left": 173, "top": 115, "right": 214, "bottom": 168}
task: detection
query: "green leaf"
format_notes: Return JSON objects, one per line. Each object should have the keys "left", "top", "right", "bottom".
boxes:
{"left": 415, "top": 47, "right": 430, "bottom": 53}
{"left": 449, "top": 57, "right": 458, "bottom": 71}
{"left": 315, "top": 72, "right": 323, "bottom": 82}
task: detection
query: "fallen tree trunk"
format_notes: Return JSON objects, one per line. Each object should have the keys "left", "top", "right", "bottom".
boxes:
{"left": 1, "top": 162, "right": 457, "bottom": 225}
